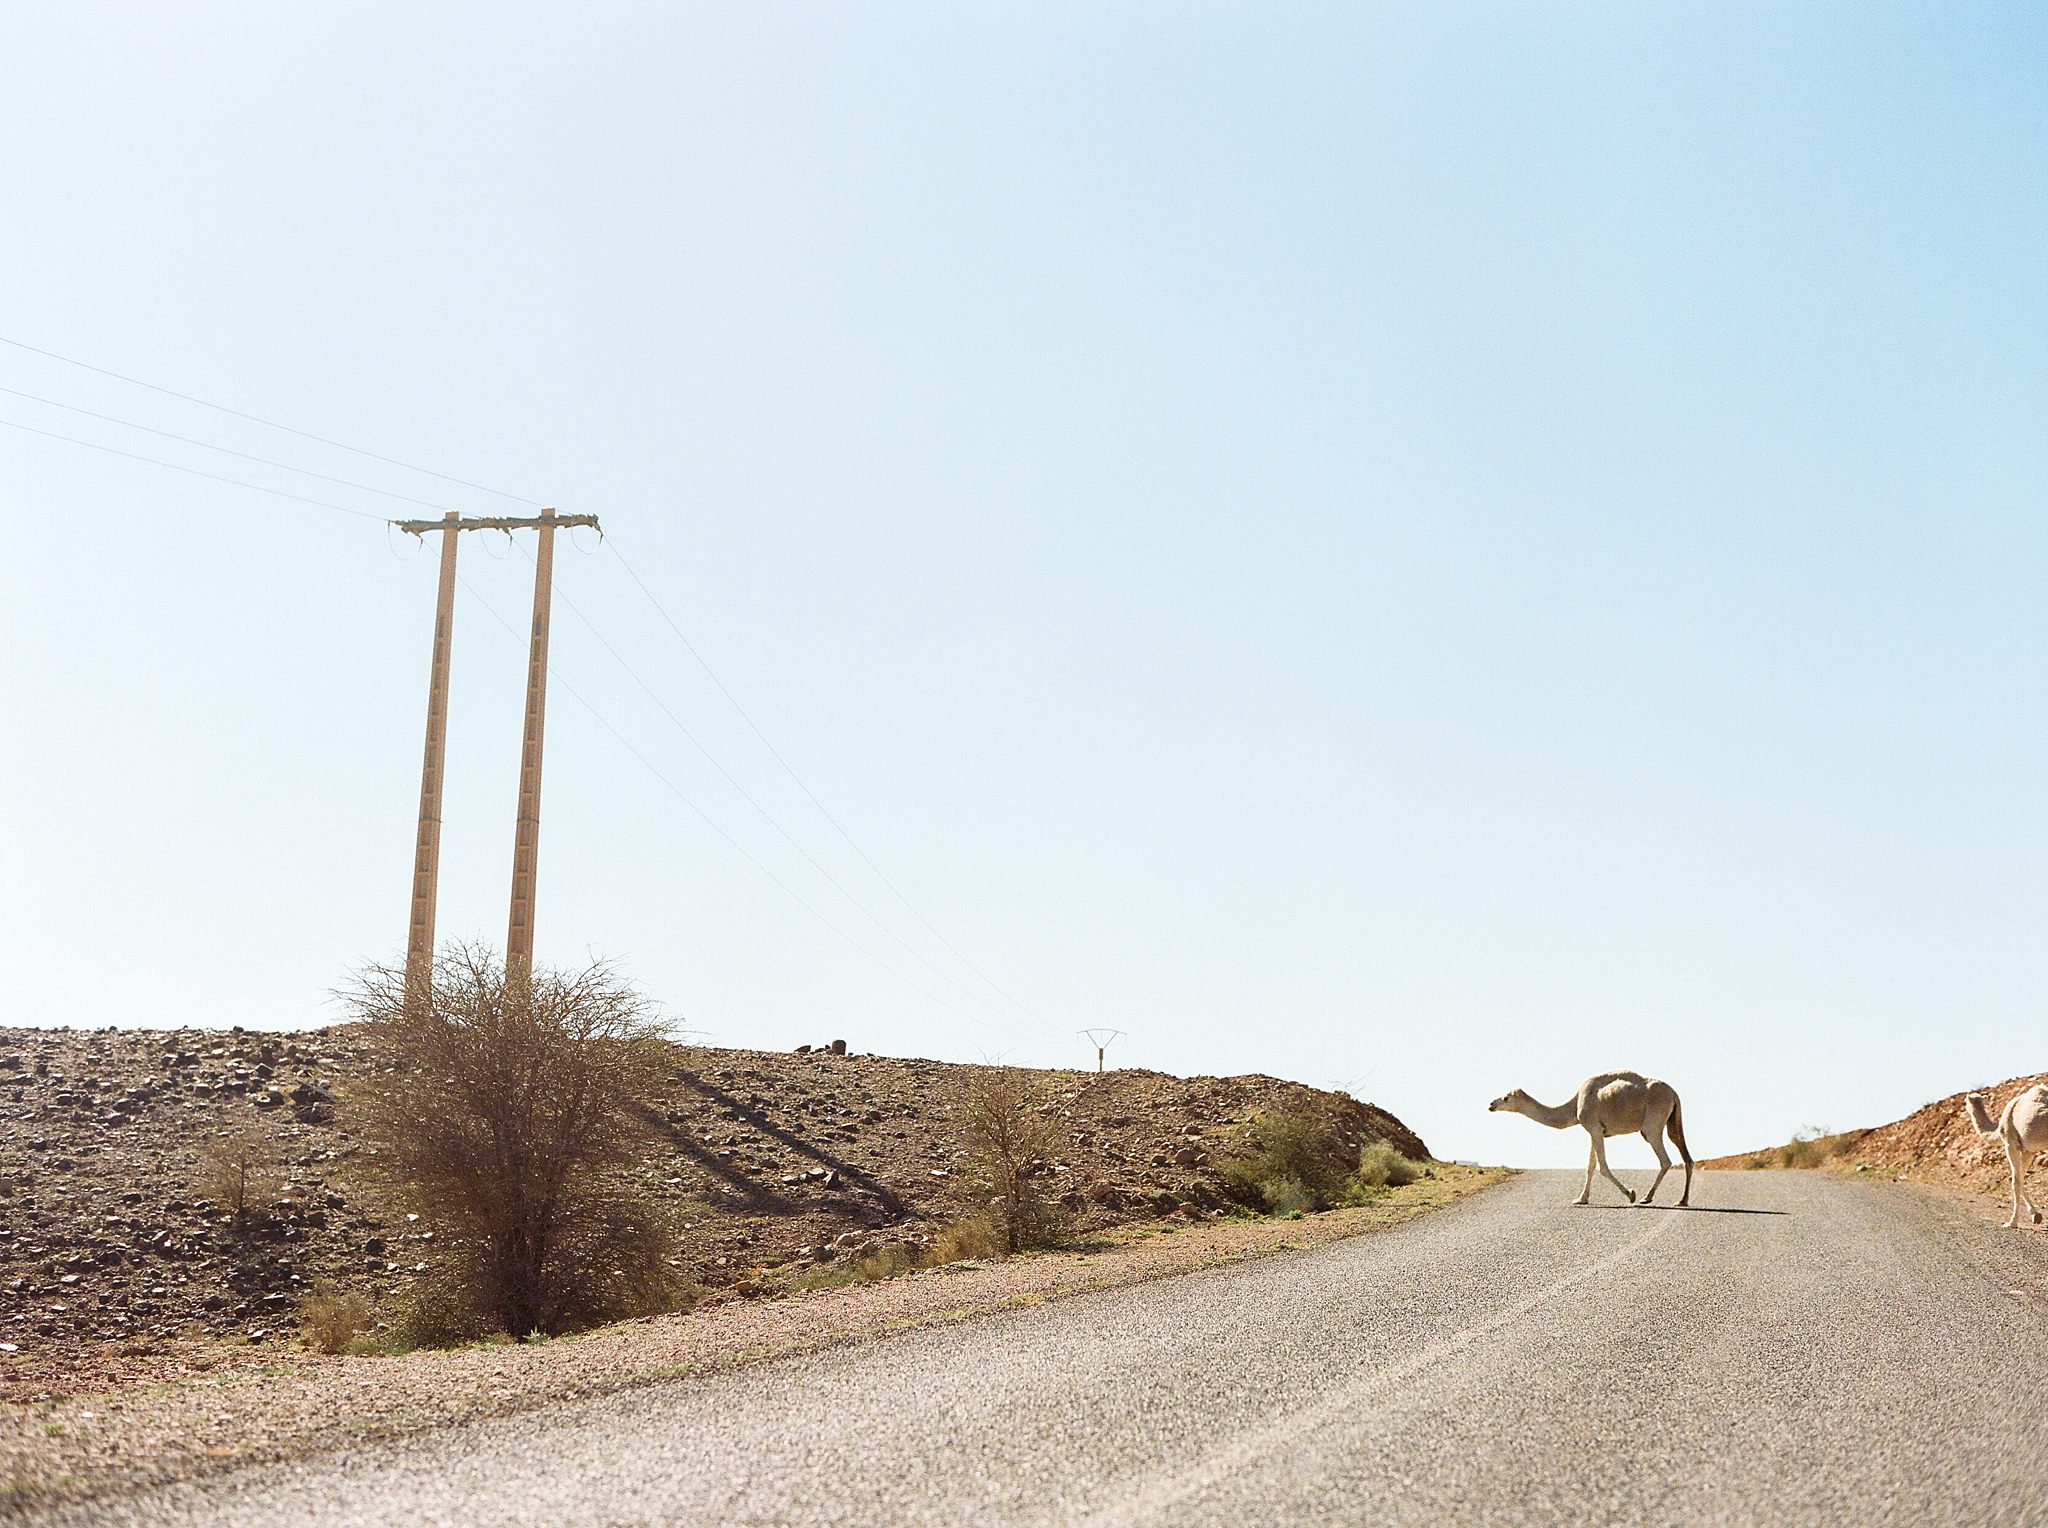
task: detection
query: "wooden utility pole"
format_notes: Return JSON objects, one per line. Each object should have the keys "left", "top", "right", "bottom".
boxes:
{"left": 394, "top": 508, "right": 599, "bottom": 1003}
{"left": 403, "top": 510, "right": 461, "bottom": 1007}
{"left": 504, "top": 506, "right": 557, "bottom": 981}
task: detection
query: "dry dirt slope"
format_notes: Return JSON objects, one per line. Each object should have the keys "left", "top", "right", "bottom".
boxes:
{"left": 0, "top": 1024, "right": 1425, "bottom": 1382}
{"left": 1705, "top": 1071, "right": 2046, "bottom": 1192}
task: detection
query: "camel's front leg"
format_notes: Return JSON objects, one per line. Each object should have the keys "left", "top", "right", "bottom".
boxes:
{"left": 1639, "top": 1129, "right": 1671, "bottom": 1205}
{"left": 1576, "top": 1136, "right": 1595, "bottom": 1206}
{"left": 2001, "top": 1139, "right": 2024, "bottom": 1229}
{"left": 1590, "top": 1129, "right": 1635, "bottom": 1204}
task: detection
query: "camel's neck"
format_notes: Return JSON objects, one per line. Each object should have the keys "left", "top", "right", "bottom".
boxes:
{"left": 1516, "top": 1095, "right": 1579, "bottom": 1130}
{"left": 1966, "top": 1095, "right": 2001, "bottom": 1136}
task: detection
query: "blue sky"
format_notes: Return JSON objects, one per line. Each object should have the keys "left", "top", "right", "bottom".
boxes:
{"left": 1, "top": 3, "right": 2042, "bottom": 1167}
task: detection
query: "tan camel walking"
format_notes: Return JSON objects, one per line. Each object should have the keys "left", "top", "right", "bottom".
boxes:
{"left": 1490, "top": 1071, "right": 1694, "bottom": 1207}
{"left": 1965, "top": 1085, "right": 2048, "bottom": 1230}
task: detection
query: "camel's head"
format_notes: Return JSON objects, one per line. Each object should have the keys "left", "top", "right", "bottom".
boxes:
{"left": 1489, "top": 1089, "right": 1529, "bottom": 1113}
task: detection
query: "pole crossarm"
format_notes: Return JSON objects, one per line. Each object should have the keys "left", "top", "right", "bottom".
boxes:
{"left": 394, "top": 513, "right": 599, "bottom": 536}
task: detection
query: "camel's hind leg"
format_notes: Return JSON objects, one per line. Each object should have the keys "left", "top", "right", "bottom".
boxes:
{"left": 1576, "top": 1137, "right": 1596, "bottom": 1206}
{"left": 2004, "top": 1134, "right": 2042, "bottom": 1228}
{"left": 1639, "top": 1126, "right": 1672, "bottom": 1206}
{"left": 1667, "top": 1098, "right": 1695, "bottom": 1208}
{"left": 1590, "top": 1129, "right": 1635, "bottom": 1205}
{"left": 2000, "top": 1139, "right": 2022, "bottom": 1229}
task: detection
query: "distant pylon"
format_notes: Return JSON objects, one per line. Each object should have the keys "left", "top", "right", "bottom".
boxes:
{"left": 1079, "top": 1028, "right": 1126, "bottom": 1074}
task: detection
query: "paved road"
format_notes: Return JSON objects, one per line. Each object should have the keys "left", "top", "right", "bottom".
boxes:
{"left": 66, "top": 1170, "right": 2048, "bottom": 1527}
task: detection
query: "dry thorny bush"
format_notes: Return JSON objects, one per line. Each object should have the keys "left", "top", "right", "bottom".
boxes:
{"left": 341, "top": 943, "right": 683, "bottom": 1340}
{"left": 1221, "top": 1106, "right": 1424, "bottom": 1213}
{"left": 198, "top": 1126, "right": 284, "bottom": 1225}
{"left": 298, "top": 1280, "right": 374, "bottom": 1354}
{"left": 1219, "top": 1105, "right": 1354, "bottom": 1212}
{"left": 951, "top": 1065, "right": 1069, "bottom": 1255}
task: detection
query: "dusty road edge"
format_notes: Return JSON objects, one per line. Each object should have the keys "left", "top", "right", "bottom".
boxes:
{"left": 1, "top": 1168, "right": 1512, "bottom": 1517}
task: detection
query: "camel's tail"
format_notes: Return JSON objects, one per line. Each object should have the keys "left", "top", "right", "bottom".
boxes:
{"left": 1668, "top": 1098, "right": 1693, "bottom": 1165}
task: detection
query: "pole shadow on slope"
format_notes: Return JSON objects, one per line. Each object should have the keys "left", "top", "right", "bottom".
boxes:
{"left": 646, "top": 1071, "right": 909, "bottom": 1220}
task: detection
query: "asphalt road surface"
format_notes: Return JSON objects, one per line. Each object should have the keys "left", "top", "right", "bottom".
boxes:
{"left": 62, "top": 1169, "right": 2048, "bottom": 1527}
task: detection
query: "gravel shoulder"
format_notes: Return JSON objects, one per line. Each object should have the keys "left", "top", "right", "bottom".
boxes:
{"left": 0, "top": 1167, "right": 1505, "bottom": 1515}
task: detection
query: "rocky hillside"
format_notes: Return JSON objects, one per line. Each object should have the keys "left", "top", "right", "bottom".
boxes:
{"left": 0, "top": 1025, "right": 1426, "bottom": 1372}
{"left": 1706, "top": 1073, "right": 2046, "bottom": 1192}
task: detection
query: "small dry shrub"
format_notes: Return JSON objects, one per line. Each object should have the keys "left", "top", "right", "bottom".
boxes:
{"left": 1351, "top": 1141, "right": 1423, "bottom": 1194}
{"left": 1777, "top": 1137, "right": 1827, "bottom": 1169}
{"left": 198, "top": 1128, "right": 282, "bottom": 1223}
{"left": 1772, "top": 1127, "right": 1859, "bottom": 1170}
{"left": 784, "top": 1236, "right": 958, "bottom": 1293}
{"left": 854, "top": 1242, "right": 917, "bottom": 1281}
{"left": 298, "top": 1281, "right": 373, "bottom": 1355}
{"left": 928, "top": 1212, "right": 1009, "bottom": 1264}
{"left": 787, "top": 1241, "right": 919, "bottom": 1293}
{"left": 951, "top": 1069, "right": 1069, "bottom": 1254}
{"left": 1255, "top": 1176, "right": 1315, "bottom": 1216}
{"left": 1219, "top": 1106, "right": 1352, "bottom": 1212}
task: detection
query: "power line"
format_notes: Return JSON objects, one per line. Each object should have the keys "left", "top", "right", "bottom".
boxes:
{"left": 529, "top": 540, "right": 1070, "bottom": 1043}
{"left": 0, "top": 333, "right": 542, "bottom": 508}
{"left": 0, "top": 335, "right": 1063, "bottom": 1042}
{"left": 604, "top": 535, "right": 1063, "bottom": 1032}
{"left": 0, "top": 383, "right": 459, "bottom": 515}
{"left": 453, "top": 570, "right": 1033, "bottom": 1044}
{"left": 0, "top": 414, "right": 389, "bottom": 522}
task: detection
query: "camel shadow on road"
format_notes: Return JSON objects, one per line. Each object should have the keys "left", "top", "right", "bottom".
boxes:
{"left": 1575, "top": 1203, "right": 1790, "bottom": 1216}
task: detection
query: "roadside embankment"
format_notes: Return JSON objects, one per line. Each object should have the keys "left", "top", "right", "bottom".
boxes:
{"left": 0, "top": 1024, "right": 1426, "bottom": 1385}
{"left": 1704, "top": 1072, "right": 2045, "bottom": 1196}
{"left": 0, "top": 1166, "right": 1506, "bottom": 1513}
